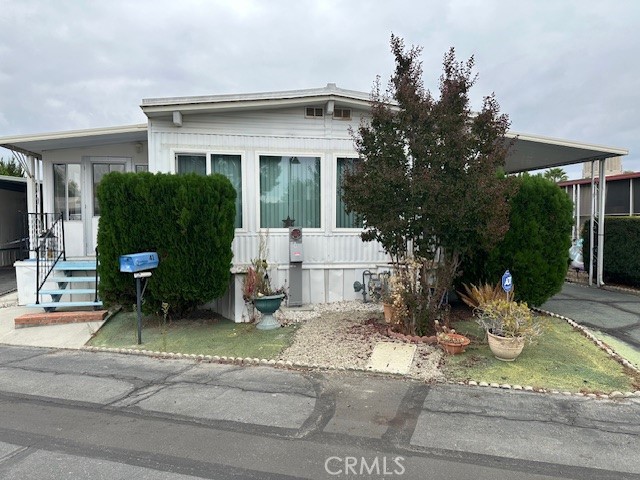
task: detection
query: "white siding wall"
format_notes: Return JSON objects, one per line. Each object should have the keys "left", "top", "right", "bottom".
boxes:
{"left": 149, "top": 105, "right": 390, "bottom": 320}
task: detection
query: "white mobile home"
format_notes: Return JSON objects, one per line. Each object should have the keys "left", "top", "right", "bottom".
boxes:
{"left": 0, "top": 84, "right": 628, "bottom": 318}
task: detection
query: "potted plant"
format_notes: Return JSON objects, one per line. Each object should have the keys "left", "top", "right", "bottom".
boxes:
{"left": 437, "top": 331, "right": 471, "bottom": 354}
{"left": 380, "top": 274, "right": 396, "bottom": 323}
{"left": 474, "top": 299, "right": 543, "bottom": 361}
{"left": 435, "top": 321, "right": 470, "bottom": 354}
{"left": 241, "top": 235, "right": 287, "bottom": 330}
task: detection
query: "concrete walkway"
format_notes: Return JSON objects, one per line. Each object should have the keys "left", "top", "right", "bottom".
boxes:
{"left": 541, "top": 283, "right": 640, "bottom": 350}
{"left": 0, "top": 292, "right": 105, "bottom": 349}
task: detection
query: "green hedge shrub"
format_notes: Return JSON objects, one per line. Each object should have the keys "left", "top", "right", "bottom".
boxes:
{"left": 97, "top": 172, "right": 236, "bottom": 314}
{"left": 582, "top": 217, "right": 640, "bottom": 287}
{"left": 460, "top": 174, "right": 573, "bottom": 306}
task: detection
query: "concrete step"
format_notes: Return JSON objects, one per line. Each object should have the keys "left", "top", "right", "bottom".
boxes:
{"left": 27, "top": 300, "right": 104, "bottom": 309}
{"left": 53, "top": 260, "right": 98, "bottom": 271}
{"left": 15, "top": 309, "right": 107, "bottom": 328}
{"left": 39, "top": 288, "right": 97, "bottom": 296}
{"left": 49, "top": 276, "right": 98, "bottom": 283}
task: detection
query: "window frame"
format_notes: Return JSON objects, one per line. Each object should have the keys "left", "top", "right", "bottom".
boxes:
{"left": 334, "top": 155, "right": 364, "bottom": 231}
{"left": 333, "top": 108, "right": 352, "bottom": 120}
{"left": 256, "top": 152, "right": 324, "bottom": 232}
{"left": 305, "top": 107, "right": 324, "bottom": 118}
{"left": 53, "top": 162, "right": 82, "bottom": 221}
{"left": 173, "top": 150, "right": 245, "bottom": 230}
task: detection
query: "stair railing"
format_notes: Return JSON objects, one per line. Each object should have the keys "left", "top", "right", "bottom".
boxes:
{"left": 94, "top": 246, "right": 99, "bottom": 303}
{"left": 27, "top": 212, "right": 66, "bottom": 304}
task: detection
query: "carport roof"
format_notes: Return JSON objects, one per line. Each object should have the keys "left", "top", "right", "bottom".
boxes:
{"left": 504, "top": 131, "right": 628, "bottom": 173}
{"left": 0, "top": 124, "right": 147, "bottom": 158}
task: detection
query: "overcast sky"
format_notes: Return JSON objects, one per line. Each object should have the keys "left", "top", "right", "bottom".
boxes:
{"left": 1, "top": 0, "right": 638, "bottom": 179}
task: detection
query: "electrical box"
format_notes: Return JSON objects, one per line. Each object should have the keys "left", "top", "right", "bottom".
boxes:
{"left": 288, "top": 227, "right": 303, "bottom": 307}
{"left": 119, "top": 252, "right": 159, "bottom": 273}
{"left": 289, "top": 227, "right": 303, "bottom": 263}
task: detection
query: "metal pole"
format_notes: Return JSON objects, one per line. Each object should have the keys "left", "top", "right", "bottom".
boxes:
{"left": 597, "top": 159, "right": 606, "bottom": 287}
{"left": 136, "top": 276, "right": 142, "bottom": 345}
{"left": 588, "top": 161, "right": 596, "bottom": 286}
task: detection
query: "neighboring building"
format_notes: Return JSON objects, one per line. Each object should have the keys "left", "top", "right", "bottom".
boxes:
{"left": 0, "top": 84, "right": 629, "bottom": 316}
{"left": 559, "top": 171, "right": 640, "bottom": 241}
{"left": 0, "top": 175, "right": 28, "bottom": 266}
{"left": 582, "top": 156, "right": 623, "bottom": 178}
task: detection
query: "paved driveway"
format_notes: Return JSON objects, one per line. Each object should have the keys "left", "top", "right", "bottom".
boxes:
{"left": 541, "top": 283, "right": 640, "bottom": 350}
{"left": 0, "top": 267, "right": 16, "bottom": 296}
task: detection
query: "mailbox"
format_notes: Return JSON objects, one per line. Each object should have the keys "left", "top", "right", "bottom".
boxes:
{"left": 119, "top": 251, "right": 159, "bottom": 346}
{"left": 119, "top": 252, "right": 159, "bottom": 273}
{"left": 289, "top": 227, "right": 303, "bottom": 263}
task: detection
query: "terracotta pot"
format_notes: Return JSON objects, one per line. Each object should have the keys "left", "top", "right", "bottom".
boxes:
{"left": 438, "top": 333, "right": 471, "bottom": 355}
{"left": 487, "top": 331, "right": 525, "bottom": 361}
{"left": 383, "top": 302, "right": 395, "bottom": 323}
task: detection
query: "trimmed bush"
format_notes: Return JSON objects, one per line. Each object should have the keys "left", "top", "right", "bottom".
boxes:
{"left": 583, "top": 217, "right": 640, "bottom": 287}
{"left": 461, "top": 174, "right": 573, "bottom": 306}
{"left": 97, "top": 172, "right": 236, "bottom": 314}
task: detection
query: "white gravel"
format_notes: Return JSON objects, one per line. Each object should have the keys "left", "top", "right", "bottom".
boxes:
{"left": 276, "top": 301, "right": 445, "bottom": 382}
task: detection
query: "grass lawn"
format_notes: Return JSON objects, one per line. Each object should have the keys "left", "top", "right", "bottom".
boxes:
{"left": 88, "top": 310, "right": 298, "bottom": 359}
{"left": 444, "top": 315, "right": 640, "bottom": 393}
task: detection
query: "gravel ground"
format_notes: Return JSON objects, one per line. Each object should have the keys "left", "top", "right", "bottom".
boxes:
{"left": 275, "top": 301, "right": 445, "bottom": 383}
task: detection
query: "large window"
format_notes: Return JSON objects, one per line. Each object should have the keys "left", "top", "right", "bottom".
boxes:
{"left": 260, "top": 155, "right": 321, "bottom": 228}
{"left": 336, "top": 157, "right": 362, "bottom": 228}
{"left": 176, "top": 153, "right": 242, "bottom": 228}
{"left": 93, "top": 163, "right": 125, "bottom": 216}
{"left": 53, "top": 163, "right": 82, "bottom": 220}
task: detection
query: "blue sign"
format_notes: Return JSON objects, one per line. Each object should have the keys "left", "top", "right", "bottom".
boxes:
{"left": 501, "top": 270, "right": 513, "bottom": 293}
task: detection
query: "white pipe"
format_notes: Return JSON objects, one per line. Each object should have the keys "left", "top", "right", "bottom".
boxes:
{"left": 597, "top": 159, "right": 606, "bottom": 287}
{"left": 588, "top": 161, "right": 596, "bottom": 286}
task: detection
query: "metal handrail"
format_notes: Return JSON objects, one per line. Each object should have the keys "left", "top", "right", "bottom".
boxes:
{"left": 26, "top": 212, "right": 65, "bottom": 304}
{"left": 94, "top": 246, "right": 99, "bottom": 302}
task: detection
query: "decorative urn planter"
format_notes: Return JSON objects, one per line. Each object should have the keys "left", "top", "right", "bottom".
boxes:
{"left": 438, "top": 333, "right": 471, "bottom": 355}
{"left": 487, "top": 331, "right": 525, "bottom": 361}
{"left": 253, "top": 294, "right": 285, "bottom": 330}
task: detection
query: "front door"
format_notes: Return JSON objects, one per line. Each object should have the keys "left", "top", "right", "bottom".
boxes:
{"left": 84, "top": 157, "right": 131, "bottom": 256}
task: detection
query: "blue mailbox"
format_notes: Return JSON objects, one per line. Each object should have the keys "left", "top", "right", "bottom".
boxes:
{"left": 119, "top": 252, "right": 159, "bottom": 346}
{"left": 119, "top": 252, "right": 159, "bottom": 273}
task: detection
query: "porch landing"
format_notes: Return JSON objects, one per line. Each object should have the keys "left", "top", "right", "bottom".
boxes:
{"left": 15, "top": 309, "right": 108, "bottom": 328}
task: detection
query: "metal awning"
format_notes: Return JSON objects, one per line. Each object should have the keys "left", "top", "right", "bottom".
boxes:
{"left": 504, "top": 132, "right": 628, "bottom": 173}
{"left": 0, "top": 124, "right": 147, "bottom": 158}
{"left": 0, "top": 124, "right": 628, "bottom": 289}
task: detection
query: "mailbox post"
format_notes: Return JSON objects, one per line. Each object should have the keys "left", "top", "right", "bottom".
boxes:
{"left": 119, "top": 252, "right": 159, "bottom": 345}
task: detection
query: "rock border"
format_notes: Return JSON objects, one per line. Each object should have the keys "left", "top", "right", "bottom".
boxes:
{"left": 81, "top": 341, "right": 640, "bottom": 402}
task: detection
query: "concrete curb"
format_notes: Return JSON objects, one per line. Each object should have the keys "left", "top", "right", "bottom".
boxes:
{"left": 81, "top": 344, "right": 640, "bottom": 402}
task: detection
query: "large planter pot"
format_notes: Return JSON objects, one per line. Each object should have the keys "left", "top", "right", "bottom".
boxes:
{"left": 253, "top": 294, "right": 285, "bottom": 330}
{"left": 487, "top": 331, "right": 525, "bottom": 361}
{"left": 438, "top": 333, "right": 471, "bottom": 355}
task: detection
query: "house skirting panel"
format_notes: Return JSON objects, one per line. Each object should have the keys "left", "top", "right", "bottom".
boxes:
{"left": 208, "top": 264, "right": 391, "bottom": 323}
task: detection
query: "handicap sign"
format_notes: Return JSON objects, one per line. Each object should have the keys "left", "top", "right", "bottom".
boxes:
{"left": 501, "top": 270, "right": 513, "bottom": 293}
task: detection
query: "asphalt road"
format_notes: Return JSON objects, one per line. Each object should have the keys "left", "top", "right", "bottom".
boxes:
{"left": 0, "top": 345, "right": 638, "bottom": 480}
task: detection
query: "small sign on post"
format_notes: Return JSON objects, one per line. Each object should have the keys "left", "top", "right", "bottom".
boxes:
{"left": 501, "top": 270, "right": 513, "bottom": 302}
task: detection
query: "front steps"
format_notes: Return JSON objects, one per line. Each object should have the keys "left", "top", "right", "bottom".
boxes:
{"left": 15, "top": 309, "right": 108, "bottom": 328}
{"left": 27, "top": 259, "right": 103, "bottom": 312}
